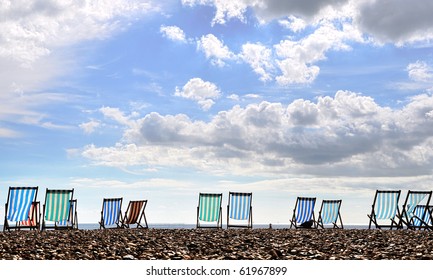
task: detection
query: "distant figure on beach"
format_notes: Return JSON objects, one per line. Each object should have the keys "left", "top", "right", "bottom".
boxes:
{"left": 269, "top": 223, "right": 272, "bottom": 229}
{"left": 299, "top": 220, "right": 314, "bottom": 229}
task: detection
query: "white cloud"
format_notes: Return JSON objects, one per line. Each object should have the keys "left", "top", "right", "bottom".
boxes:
{"left": 274, "top": 22, "right": 363, "bottom": 85}
{"left": 182, "top": 0, "right": 248, "bottom": 25}
{"left": 240, "top": 43, "right": 274, "bottom": 82}
{"left": 160, "top": 25, "right": 187, "bottom": 42}
{"left": 407, "top": 61, "right": 433, "bottom": 82}
{"left": 278, "top": 16, "right": 307, "bottom": 32}
{"left": 175, "top": 78, "right": 221, "bottom": 110}
{"left": 79, "top": 120, "right": 101, "bottom": 134}
{"left": 78, "top": 91, "right": 433, "bottom": 177}
{"left": 197, "top": 34, "right": 236, "bottom": 67}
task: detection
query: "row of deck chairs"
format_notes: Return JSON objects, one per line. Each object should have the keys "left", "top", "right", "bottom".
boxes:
{"left": 3, "top": 187, "right": 149, "bottom": 231}
{"left": 3, "top": 187, "right": 77, "bottom": 231}
{"left": 368, "top": 190, "right": 433, "bottom": 230}
{"left": 197, "top": 192, "right": 344, "bottom": 229}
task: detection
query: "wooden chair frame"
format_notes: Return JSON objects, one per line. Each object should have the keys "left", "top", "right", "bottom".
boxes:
{"left": 398, "top": 190, "right": 432, "bottom": 230}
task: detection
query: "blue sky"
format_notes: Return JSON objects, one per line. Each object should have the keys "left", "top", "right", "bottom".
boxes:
{"left": 1, "top": 0, "right": 433, "bottom": 225}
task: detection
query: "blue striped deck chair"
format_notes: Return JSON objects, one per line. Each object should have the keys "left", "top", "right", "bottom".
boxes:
{"left": 99, "top": 198, "right": 123, "bottom": 229}
{"left": 42, "top": 189, "right": 75, "bottom": 230}
{"left": 317, "top": 200, "right": 343, "bottom": 229}
{"left": 227, "top": 192, "right": 253, "bottom": 229}
{"left": 411, "top": 205, "right": 433, "bottom": 230}
{"left": 121, "top": 200, "right": 148, "bottom": 229}
{"left": 368, "top": 190, "right": 401, "bottom": 229}
{"left": 196, "top": 193, "right": 222, "bottom": 229}
{"left": 290, "top": 197, "right": 316, "bottom": 229}
{"left": 398, "top": 190, "right": 432, "bottom": 230}
{"left": 3, "top": 186, "right": 39, "bottom": 231}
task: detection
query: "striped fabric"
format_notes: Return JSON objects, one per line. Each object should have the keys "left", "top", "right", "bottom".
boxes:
{"left": 44, "top": 190, "right": 73, "bottom": 222}
{"left": 57, "top": 200, "right": 76, "bottom": 226}
{"left": 412, "top": 206, "right": 432, "bottom": 227}
{"left": 123, "top": 200, "right": 145, "bottom": 224}
{"left": 320, "top": 200, "right": 340, "bottom": 224}
{"left": 229, "top": 193, "right": 252, "bottom": 220}
{"left": 295, "top": 198, "right": 316, "bottom": 224}
{"left": 102, "top": 198, "right": 122, "bottom": 226}
{"left": 375, "top": 192, "right": 399, "bottom": 219}
{"left": 7, "top": 187, "right": 37, "bottom": 222}
{"left": 198, "top": 194, "right": 221, "bottom": 222}
{"left": 405, "top": 192, "right": 428, "bottom": 220}
{"left": 18, "top": 202, "right": 39, "bottom": 226}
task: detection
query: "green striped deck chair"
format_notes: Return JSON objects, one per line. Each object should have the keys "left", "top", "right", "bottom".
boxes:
{"left": 196, "top": 193, "right": 222, "bottom": 229}
{"left": 99, "top": 198, "right": 123, "bottom": 229}
{"left": 42, "top": 189, "right": 75, "bottom": 230}
{"left": 3, "top": 186, "right": 39, "bottom": 231}
{"left": 399, "top": 190, "right": 432, "bottom": 230}
{"left": 368, "top": 190, "right": 401, "bottom": 229}
{"left": 121, "top": 200, "right": 148, "bottom": 229}
{"left": 227, "top": 192, "right": 252, "bottom": 229}
{"left": 317, "top": 200, "right": 343, "bottom": 229}
{"left": 290, "top": 197, "right": 316, "bottom": 229}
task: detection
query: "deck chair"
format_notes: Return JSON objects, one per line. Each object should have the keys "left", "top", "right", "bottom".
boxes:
{"left": 411, "top": 205, "right": 433, "bottom": 230}
{"left": 3, "top": 187, "right": 39, "bottom": 231}
{"left": 368, "top": 190, "right": 401, "bottom": 229}
{"left": 398, "top": 190, "right": 432, "bottom": 230}
{"left": 99, "top": 198, "right": 123, "bottom": 229}
{"left": 121, "top": 200, "right": 148, "bottom": 229}
{"left": 196, "top": 193, "right": 222, "bottom": 229}
{"left": 316, "top": 200, "right": 343, "bottom": 229}
{"left": 41, "top": 189, "right": 75, "bottom": 230}
{"left": 227, "top": 192, "right": 253, "bottom": 228}
{"left": 290, "top": 197, "right": 316, "bottom": 229}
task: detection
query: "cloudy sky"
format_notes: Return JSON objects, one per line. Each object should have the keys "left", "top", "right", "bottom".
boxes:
{"left": 1, "top": 0, "right": 433, "bottom": 225}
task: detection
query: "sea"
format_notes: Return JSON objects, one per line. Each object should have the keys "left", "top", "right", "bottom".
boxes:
{"left": 0, "top": 224, "right": 370, "bottom": 231}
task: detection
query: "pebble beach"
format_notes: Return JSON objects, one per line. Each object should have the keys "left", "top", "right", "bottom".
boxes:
{"left": 1, "top": 228, "right": 432, "bottom": 260}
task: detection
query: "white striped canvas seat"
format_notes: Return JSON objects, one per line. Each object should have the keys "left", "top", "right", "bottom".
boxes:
{"left": 368, "top": 190, "right": 401, "bottom": 229}
{"left": 3, "top": 186, "right": 40, "bottom": 231}
{"left": 290, "top": 197, "right": 316, "bottom": 229}
{"left": 227, "top": 192, "right": 253, "bottom": 228}
{"left": 197, "top": 193, "right": 222, "bottom": 229}
{"left": 99, "top": 198, "right": 123, "bottom": 229}
{"left": 317, "top": 200, "right": 343, "bottom": 229}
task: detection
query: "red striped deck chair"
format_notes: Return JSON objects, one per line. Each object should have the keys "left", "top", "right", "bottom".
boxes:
{"left": 3, "top": 186, "right": 40, "bottom": 231}
{"left": 18, "top": 202, "right": 41, "bottom": 229}
{"left": 121, "top": 200, "right": 148, "bottom": 229}
{"left": 197, "top": 193, "right": 222, "bottom": 229}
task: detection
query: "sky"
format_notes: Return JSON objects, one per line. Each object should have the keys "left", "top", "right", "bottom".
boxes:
{"left": 1, "top": 0, "right": 433, "bottom": 225}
